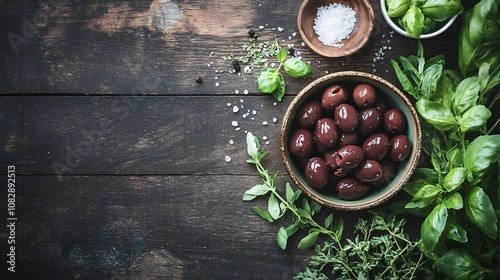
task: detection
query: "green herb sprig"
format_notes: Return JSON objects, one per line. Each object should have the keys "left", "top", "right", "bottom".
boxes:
{"left": 244, "top": 132, "right": 338, "bottom": 250}
{"left": 295, "top": 212, "right": 432, "bottom": 280}
{"left": 256, "top": 47, "right": 312, "bottom": 101}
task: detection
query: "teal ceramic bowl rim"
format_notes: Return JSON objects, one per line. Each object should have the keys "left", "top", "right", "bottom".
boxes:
{"left": 279, "top": 71, "right": 422, "bottom": 211}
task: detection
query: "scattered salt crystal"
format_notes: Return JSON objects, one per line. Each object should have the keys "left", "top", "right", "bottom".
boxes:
{"left": 242, "top": 113, "right": 248, "bottom": 119}
{"left": 235, "top": 89, "right": 240, "bottom": 94}
{"left": 313, "top": 3, "right": 357, "bottom": 47}
{"left": 265, "top": 141, "right": 270, "bottom": 145}
{"left": 232, "top": 121, "right": 239, "bottom": 127}
{"left": 233, "top": 106, "right": 239, "bottom": 113}
{"left": 215, "top": 76, "right": 218, "bottom": 80}
{"left": 227, "top": 103, "right": 232, "bottom": 107}
{"left": 278, "top": 27, "right": 284, "bottom": 32}
{"left": 240, "top": 99, "right": 244, "bottom": 103}
{"left": 273, "top": 102, "right": 277, "bottom": 106}
{"left": 243, "top": 89, "right": 249, "bottom": 95}
{"left": 262, "top": 121, "right": 269, "bottom": 126}
{"left": 259, "top": 25, "right": 264, "bottom": 30}
{"left": 235, "top": 127, "right": 241, "bottom": 131}
{"left": 229, "top": 139, "right": 234, "bottom": 144}
{"left": 273, "top": 118, "right": 277, "bottom": 123}
{"left": 292, "top": 32, "right": 297, "bottom": 36}
{"left": 224, "top": 156, "right": 232, "bottom": 162}
{"left": 263, "top": 136, "right": 268, "bottom": 141}
{"left": 252, "top": 110, "right": 257, "bottom": 115}
{"left": 215, "top": 82, "right": 220, "bottom": 87}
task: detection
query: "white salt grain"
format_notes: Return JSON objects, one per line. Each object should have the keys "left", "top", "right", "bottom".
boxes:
{"left": 232, "top": 106, "right": 239, "bottom": 113}
{"left": 232, "top": 121, "right": 239, "bottom": 127}
{"left": 313, "top": 3, "right": 357, "bottom": 47}
{"left": 224, "top": 156, "right": 232, "bottom": 162}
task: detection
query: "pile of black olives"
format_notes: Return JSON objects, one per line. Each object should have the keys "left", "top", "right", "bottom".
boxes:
{"left": 289, "top": 83, "right": 412, "bottom": 200}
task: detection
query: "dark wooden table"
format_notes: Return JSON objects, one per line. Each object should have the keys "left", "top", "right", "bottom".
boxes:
{"left": 0, "top": 0, "right": 483, "bottom": 279}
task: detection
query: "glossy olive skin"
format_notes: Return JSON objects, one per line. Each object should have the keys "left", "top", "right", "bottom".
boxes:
{"left": 358, "top": 108, "right": 382, "bottom": 134}
{"left": 336, "top": 178, "right": 371, "bottom": 200}
{"left": 372, "top": 161, "right": 397, "bottom": 187}
{"left": 324, "top": 149, "right": 339, "bottom": 170}
{"left": 384, "top": 108, "right": 407, "bottom": 134}
{"left": 336, "top": 145, "right": 364, "bottom": 168}
{"left": 389, "top": 135, "right": 411, "bottom": 162}
{"left": 315, "top": 118, "right": 338, "bottom": 148}
{"left": 305, "top": 157, "right": 329, "bottom": 190}
{"left": 353, "top": 83, "right": 377, "bottom": 108}
{"left": 356, "top": 160, "right": 383, "bottom": 182}
{"left": 297, "top": 99, "right": 322, "bottom": 129}
{"left": 321, "top": 85, "right": 348, "bottom": 110}
{"left": 289, "top": 129, "right": 314, "bottom": 157}
{"left": 362, "top": 133, "right": 390, "bottom": 160}
{"left": 337, "top": 131, "right": 359, "bottom": 147}
{"left": 334, "top": 104, "right": 359, "bottom": 132}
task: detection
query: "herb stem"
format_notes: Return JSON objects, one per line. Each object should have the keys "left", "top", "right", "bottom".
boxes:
{"left": 486, "top": 117, "right": 500, "bottom": 135}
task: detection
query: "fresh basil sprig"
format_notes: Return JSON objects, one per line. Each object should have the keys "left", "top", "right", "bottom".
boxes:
{"left": 256, "top": 47, "right": 312, "bottom": 101}
{"left": 391, "top": 39, "right": 500, "bottom": 279}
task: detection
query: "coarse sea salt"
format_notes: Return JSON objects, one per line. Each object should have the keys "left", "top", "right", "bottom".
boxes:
{"left": 313, "top": 3, "right": 357, "bottom": 47}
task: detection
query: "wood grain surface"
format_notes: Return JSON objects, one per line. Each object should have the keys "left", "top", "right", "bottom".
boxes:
{"left": 0, "top": 0, "right": 488, "bottom": 279}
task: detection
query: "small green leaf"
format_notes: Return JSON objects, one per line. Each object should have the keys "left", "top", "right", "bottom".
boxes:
{"left": 465, "top": 186, "right": 498, "bottom": 239}
{"left": 246, "top": 132, "right": 260, "bottom": 159}
{"left": 459, "top": 105, "right": 491, "bottom": 132}
{"left": 242, "top": 184, "right": 270, "bottom": 201}
{"left": 271, "top": 72, "right": 286, "bottom": 101}
{"left": 444, "top": 219, "right": 468, "bottom": 243}
{"left": 406, "top": 184, "right": 441, "bottom": 208}
{"left": 284, "top": 57, "right": 312, "bottom": 78}
{"left": 285, "top": 223, "right": 298, "bottom": 237}
{"left": 277, "top": 227, "right": 288, "bottom": 250}
{"left": 402, "top": 7, "right": 425, "bottom": 38}
{"left": 464, "top": 135, "right": 500, "bottom": 179}
{"left": 276, "top": 47, "right": 287, "bottom": 63}
{"left": 302, "top": 198, "right": 311, "bottom": 214}
{"left": 421, "top": 203, "right": 448, "bottom": 251}
{"left": 452, "top": 76, "right": 480, "bottom": 115}
{"left": 416, "top": 99, "right": 457, "bottom": 131}
{"left": 443, "top": 167, "right": 467, "bottom": 192}
{"left": 257, "top": 68, "right": 280, "bottom": 94}
{"left": 268, "top": 193, "right": 281, "bottom": 220}
{"left": 324, "top": 214, "right": 334, "bottom": 230}
{"left": 421, "top": 63, "right": 443, "bottom": 99}
{"left": 437, "top": 249, "right": 483, "bottom": 280}
{"left": 297, "top": 231, "right": 319, "bottom": 250}
{"left": 285, "top": 183, "right": 295, "bottom": 204}
{"left": 250, "top": 206, "right": 274, "bottom": 222}
{"left": 443, "top": 192, "right": 464, "bottom": 210}
{"left": 310, "top": 200, "right": 322, "bottom": 216}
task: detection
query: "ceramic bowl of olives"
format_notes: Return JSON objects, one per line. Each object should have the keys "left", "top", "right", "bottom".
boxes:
{"left": 279, "top": 71, "right": 422, "bottom": 211}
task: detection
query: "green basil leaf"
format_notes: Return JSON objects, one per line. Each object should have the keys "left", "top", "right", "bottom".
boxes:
{"left": 284, "top": 57, "right": 312, "bottom": 78}
{"left": 285, "top": 223, "right": 299, "bottom": 237}
{"left": 302, "top": 198, "right": 311, "bottom": 214}
{"left": 458, "top": 0, "right": 500, "bottom": 77}
{"left": 276, "top": 47, "right": 287, "bottom": 63}
{"left": 298, "top": 231, "right": 319, "bottom": 250}
{"left": 272, "top": 73, "right": 286, "bottom": 101}
{"left": 420, "top": 0, "right": 463, "bottom": 22}
{"left": 391, "top": 59, "right": 419, "bottom": 98}
{"left": 404, "top": 168, "right": 438, "bottom": 196}
{"left": 416, "top": 99, "right": 457, "bottom": 131}
{"left": 311, "top": 200, "right": 322, "bottom": 216}
{"left": 443, "top": 191, "right": 464, "bottom": 210}
{"left": 464, "top": 135, "right": 500, "bottom": 178}
{"left": 421, "top": 17, "right": 436, "bottom": 34}
{"left": 421, "top": 63, "right": 443, "bottom": 99}
{"left": 406, "top": 184, "right": 442, "bottom": 208}
{"left": 250, "top": 206, "right": 274, "bottom": 222}
{"left": 268, "top": 193, "right": 281, "bottom": 220}
{"left": 246, "top": 132, "right": 260, "bottom": 159}
{"left": 459, "top": 105, "right": 491, "bottom": 132}
{"left": 465, "top": 186, "right": 498, "bottom": 239}
{"left": 285, "top": 183, "right": 295, "bottom": 204}
{"left": 324, "top": 214, "right": 334, "bottom": 230}
{"left": 421, "top": 203, "right": 448, "bottom": 251}
{"left": 257, "top": 68, "right": 280, "bottom": 94}
{"left": 443, "top": 167, "right": 467, "bottom": 192}
{"left": 277, "top": 227, "right": 288, "bottom": 250}
{"left": 293, "top": 189, "right": 303, "bottom": 202}
{"left": 445, "top": 147, "right": 463, "bottom": 169}
{"left": 386, "top": 0, "right": 411, "bottom": 17}
{"left": 444, "top": 219, "right": 468, "bottom": 243}
{"left": 402, "top": 7, "right": 425, "bottom": 38}
{"left": 437, "top": 249, "right": 483, "bottom": 280}
{"left": 242, "top": 184, "right": 270, "bottom": 201}
{"left": 452, "top": 76, "right": 480, "bottom": 115}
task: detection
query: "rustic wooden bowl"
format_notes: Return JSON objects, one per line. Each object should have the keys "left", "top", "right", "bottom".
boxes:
{"left": 280, "top": 72, "right": 422, "bottom": 211}
{"left": 297, "top": 0, "right": 374, "bottom": 58}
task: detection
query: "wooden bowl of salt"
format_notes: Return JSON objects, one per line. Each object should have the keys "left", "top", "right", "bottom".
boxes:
{"left": 298, "top": 0, "right": 374, "bottom": 58}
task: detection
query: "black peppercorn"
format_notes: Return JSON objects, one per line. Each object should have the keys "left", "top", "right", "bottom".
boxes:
{"left": 232, "top": 60, "right": 241, "bottom": 72}
{"left": 288, "top": 47, "right": 295, "bottom": 56}
{"left": 248, "top": 29, "right": 257, "bottom": 38}
{"left": 194, "top": 76, "right": 203, "bottom": 84}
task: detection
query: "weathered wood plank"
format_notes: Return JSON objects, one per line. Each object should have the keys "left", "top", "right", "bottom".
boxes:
{"left": 0, "top": 95, "right": 291, "bottom": 175}
{"left": 1, "top": 175, "right": 320, "bottom": 279}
